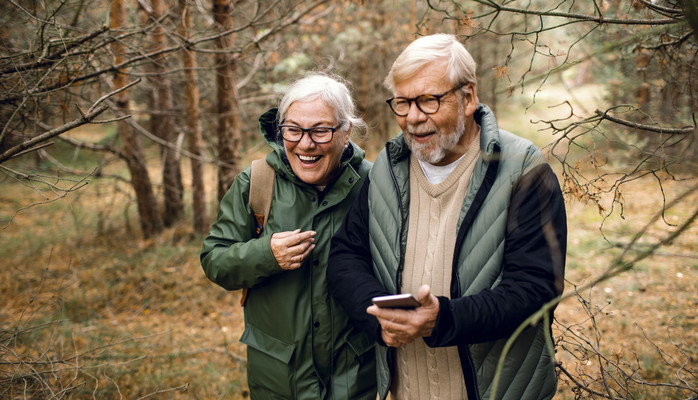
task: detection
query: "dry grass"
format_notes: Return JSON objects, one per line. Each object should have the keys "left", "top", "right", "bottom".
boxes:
{"left": 0, "top": 164, "right": 249, "bottom": 399}
{"left": 1, "top": 137, "right": 696, "bottom": 399}
{"left": 553, "top": 177, "right": 698, "bottom": 399}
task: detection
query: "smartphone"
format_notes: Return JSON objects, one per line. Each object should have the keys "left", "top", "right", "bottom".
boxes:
{"left": 371, "top": 293, "right": 420, "bottom": 309}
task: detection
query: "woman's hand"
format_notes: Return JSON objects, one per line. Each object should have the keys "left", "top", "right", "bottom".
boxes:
{"left": 270, "top": 229, "right": 316, "bottom": 270}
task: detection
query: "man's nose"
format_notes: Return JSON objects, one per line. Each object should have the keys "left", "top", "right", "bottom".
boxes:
{"left": 405, "top": 101, "right": 427, "bottom": 124}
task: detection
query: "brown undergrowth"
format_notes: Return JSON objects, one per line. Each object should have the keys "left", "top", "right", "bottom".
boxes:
{"left": 553, "top": 177, "right": 697, "bottom": 399}
{"left": 1, "top": 154, "right": 696, "bottom": 399}
{"left": 0, "top": 171, "right": 249, "bottom": 399}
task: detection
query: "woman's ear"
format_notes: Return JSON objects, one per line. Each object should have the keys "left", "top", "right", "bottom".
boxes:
{"left": 343, "top": 122, "right": 352, "bottom": 146}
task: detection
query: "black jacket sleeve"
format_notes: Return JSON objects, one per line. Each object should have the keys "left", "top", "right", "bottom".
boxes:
{"left": 425, "top": 163, "right": 567, "bottom": 346}
{"left": 328, "top": 176, "right": 391, "bottom": 340}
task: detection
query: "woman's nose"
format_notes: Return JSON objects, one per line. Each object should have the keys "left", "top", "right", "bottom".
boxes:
{"left": 298, "top": 131, "right": 317, "bottom": 148}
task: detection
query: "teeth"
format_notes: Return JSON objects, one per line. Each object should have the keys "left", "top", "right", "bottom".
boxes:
{"left": 298, "top": 155, "right": 320, "bottom": 162}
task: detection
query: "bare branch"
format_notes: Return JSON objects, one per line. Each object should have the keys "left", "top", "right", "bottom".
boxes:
{"left": 235, "top": 0, "right": 332, "bottom": 59}
{"left": 0, "top": 164, "right": 92, "bottom": 229}
{"left": 55, "top": 135, "right": 124, "bottom": 158}
{"left": 135, "top": 383, "right": 189, "bottom": 399}
{"left": 0, "top": 79, "right": 140, "bottom": 164}
{"left": 0, "top": 26, "right": 110, "bottom": 76}
{"left": 0, "top": 1, "right": 331, "bottom": 104}
{"left": 466, "top": 0, "right": 684, "bottom": 26}
{"left": 490, "top": 183, "right": 698, "bottom": 398}
{"left": 557, "top": 363, "right": 625, "bottom": 399}
{"left": 595, "top": 108, "right": 696, "bottom": 135}
{"left": 101, "top": 99, "right": 221, "bottom": 166}
{"left": 0, "top": 104, "right": 108, "bottom": 164}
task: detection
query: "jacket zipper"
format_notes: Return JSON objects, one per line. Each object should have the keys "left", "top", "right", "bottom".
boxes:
{"left": 450, "top": 143, "right": 501, "bottom": 400}
{"left": 381, "top": 142, "right": 408, "bottom": 400}
{"left": 386, "top": 142, "right": 407, "bottom": 292}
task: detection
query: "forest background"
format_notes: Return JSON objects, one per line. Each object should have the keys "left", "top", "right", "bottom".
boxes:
{"left": 1, "top": 0, "right": 696, "bottom": 399}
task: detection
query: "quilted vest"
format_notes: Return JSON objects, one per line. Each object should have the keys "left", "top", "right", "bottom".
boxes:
{"left": 367, "top": 104, "right": 557, "bottom": 400}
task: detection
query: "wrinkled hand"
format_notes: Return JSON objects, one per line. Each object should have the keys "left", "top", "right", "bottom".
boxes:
{"left": 270, "top": 229, "right": 316, "bottom": 270}
{"left": 367, "top": 285, "right": 440, "bottom": 347}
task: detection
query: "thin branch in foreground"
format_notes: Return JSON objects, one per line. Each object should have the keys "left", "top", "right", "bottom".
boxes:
{"left": 0, "top": 164, "right": 93, "bottom": 230}
{"left": 595, "top": 109, "right": 696, "bottom": 134}
{"left": 0, "top": 79, "right": 140, "bottom": 164}
{"left": 135, "top": 383, "right": 189, "bottom": 399}
{"left": 467, "top": 0, "right": 684, "bottom": 26}
{"left": 557, "top": 362, "right": 625, "bottom": 400}
{"left": 489, "top": 183, "right": 698, "bottom": 399}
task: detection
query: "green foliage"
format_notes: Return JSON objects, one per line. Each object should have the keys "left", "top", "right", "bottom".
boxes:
{"left": 271, "top": 52, "right": 313, "bottom": 78}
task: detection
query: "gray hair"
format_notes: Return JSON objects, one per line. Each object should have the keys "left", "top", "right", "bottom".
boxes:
{"left": 277, "top": 72, "right": 367, "bottom": 139}
{"left": 384, "top": 34, "right": 477, "bottom": 96}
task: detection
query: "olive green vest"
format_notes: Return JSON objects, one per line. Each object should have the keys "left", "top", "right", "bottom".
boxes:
{"left": 367, "top": 104, "right": 557, "bottom": 400}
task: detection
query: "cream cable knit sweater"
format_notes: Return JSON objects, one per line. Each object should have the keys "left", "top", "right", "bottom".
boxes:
{"left": 393, "top": 137, "right": 481, "bottom": 400}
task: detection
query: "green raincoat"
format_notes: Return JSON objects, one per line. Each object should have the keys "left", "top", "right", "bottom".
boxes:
{"left": 201, "top": 108, "right": 376, "bottom": 399}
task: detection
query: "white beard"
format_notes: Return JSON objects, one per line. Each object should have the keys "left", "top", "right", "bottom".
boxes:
{"left": 405, "top": 108, "right": 467, "bottom": 165}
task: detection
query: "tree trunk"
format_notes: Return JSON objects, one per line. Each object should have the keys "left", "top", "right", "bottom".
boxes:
{"left": 213, "top": 0, "right": 241, "bottom": 202}
{"left": 152, "top": 0, "right": 184, "bottom": 226}
{"left": 110, "top": 0, "right": 163, "bottom": 238}
{"left": 179, "top": 0, "right": 208, "bottom": 233}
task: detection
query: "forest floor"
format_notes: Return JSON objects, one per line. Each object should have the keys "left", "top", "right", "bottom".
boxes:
{"left": 1, "top": 80, "right": 696, "bottom": 398}
{"left": 1, "top": 152, "right": 695, "bottom": 399}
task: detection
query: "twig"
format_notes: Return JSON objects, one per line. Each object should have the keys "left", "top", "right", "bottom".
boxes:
{"left": 489, "top": 183, "right": 698, "bottom": 398}
{"left": 101, "top": 98, "right": 222, "bottom": 165}
{"left": 557, "top": 363, "right": 625, "bottom": 399}
{"left": 0, "top": 164, "right": 92, "bottom": 229}
{"left": 0, "top": 26, "right": 109, "bottom": 76}
{"left": 595, "top": 109, "right": 695, "bottom": 135}
{"left": 55, "top": 135, "right": 125, "bottom": 158}
{"left": 468, "top": 0, "right": 684, "bottom": 25}
{"left": 135, "top": 383, "right": 189, "bottom": 399}
{"left": 0, "top": 80, "right": 140, "bottom": 164}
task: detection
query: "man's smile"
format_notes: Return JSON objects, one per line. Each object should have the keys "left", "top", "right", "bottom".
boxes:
{"left": 412, "top": 131, "right": 435, "bottom": 143}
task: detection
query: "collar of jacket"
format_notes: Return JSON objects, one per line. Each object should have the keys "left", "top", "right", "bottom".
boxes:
{"left": 384, "top": 103, "right": 502, "bottom": 165}
{"left": 257, "top": 107, "right": 366, "bottom": 188}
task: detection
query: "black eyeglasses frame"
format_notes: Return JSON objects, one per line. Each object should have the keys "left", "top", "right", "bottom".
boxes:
{"left": 385, "top": 82, "right": 468, "bottom": 117}
{"left": 278, "top": 122, "right": 344, "bottom": 144}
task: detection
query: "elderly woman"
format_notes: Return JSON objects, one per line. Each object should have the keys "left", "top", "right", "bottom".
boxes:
{"left": 201, "top": 73, "right": 376, "bottom": 399}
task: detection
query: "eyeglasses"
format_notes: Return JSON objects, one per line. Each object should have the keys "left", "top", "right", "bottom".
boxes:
{"left": 279, "top": 122, "right": 343, "bottom": 144}
{"left": 386, "top": 83, "right": 467, "bottom": 117}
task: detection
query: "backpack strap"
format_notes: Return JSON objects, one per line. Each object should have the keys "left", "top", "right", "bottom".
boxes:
{"left": 249, "top": 158, "right": 275, "bottom": 237}
{"left": 241, "top": 158, "right": 275, "bottom": 307}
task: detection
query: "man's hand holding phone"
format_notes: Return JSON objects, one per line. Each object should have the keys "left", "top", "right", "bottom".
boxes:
{"left": 371, "top": 293, "right": 421, "bottom": 309}
{"left": 366, "top": 285, "right": 440, "bottom": 347}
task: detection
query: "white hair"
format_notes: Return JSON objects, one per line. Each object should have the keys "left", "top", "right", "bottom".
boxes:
{"left": 277, "top": 72, "right": 367, "bottom": 139}
{"left": 385, "top": 34, "right": 477, "bottom": 94}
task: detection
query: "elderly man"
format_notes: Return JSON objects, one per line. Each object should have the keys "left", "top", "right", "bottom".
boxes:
{"left": 327, "top": 34, "right": 567, "bottom": 400}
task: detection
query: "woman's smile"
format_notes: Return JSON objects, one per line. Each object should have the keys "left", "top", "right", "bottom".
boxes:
{"left": 283, "top": 97, "right": 349, "bottom": 187}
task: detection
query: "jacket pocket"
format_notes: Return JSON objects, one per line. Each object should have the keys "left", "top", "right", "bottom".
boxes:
{"left": 240, "top": 325, "right": 296, "bottom": 398}
{"left": 337, "top": 330, "right": 377, "bottom": 399}
{"left": 346, "top": 329, "right": 375, "bottom": 359}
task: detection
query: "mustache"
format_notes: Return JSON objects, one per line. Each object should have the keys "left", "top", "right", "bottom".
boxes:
{"left": 406, "top": 123, "right": 436, "bottom": 135}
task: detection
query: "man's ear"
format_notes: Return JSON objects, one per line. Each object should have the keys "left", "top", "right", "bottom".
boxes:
{"left": 463, "top": 83, "right": 478, "bottom": 116}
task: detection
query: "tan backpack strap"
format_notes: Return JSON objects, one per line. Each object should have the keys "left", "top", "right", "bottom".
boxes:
{"left": 242, "top": 158, "right": 275, "bottom": 307}
{"left": 249, "top": 158, "right": 275, "bottom": 236}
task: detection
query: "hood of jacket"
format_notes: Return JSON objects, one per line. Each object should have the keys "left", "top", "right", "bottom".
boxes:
{"left": 258, "top": 107, "right": 366, "bottom": 188}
